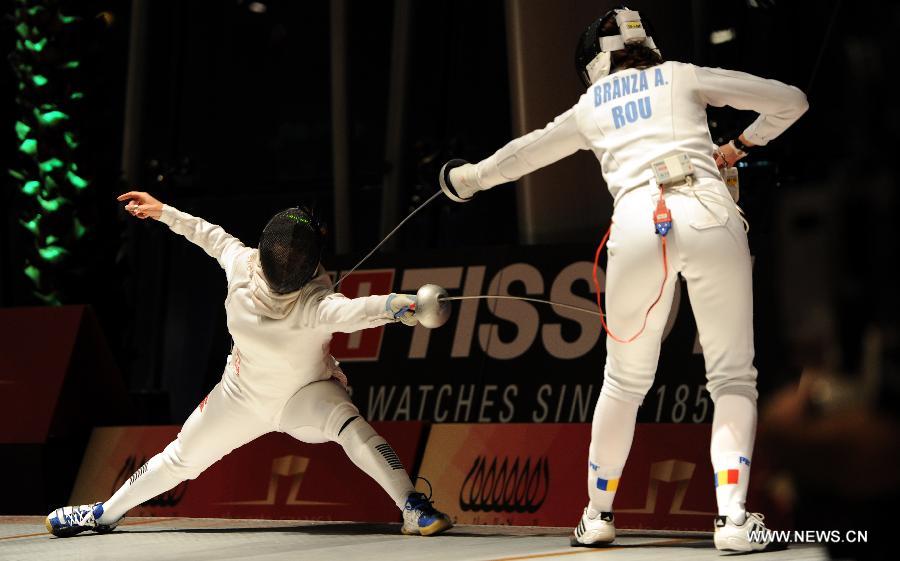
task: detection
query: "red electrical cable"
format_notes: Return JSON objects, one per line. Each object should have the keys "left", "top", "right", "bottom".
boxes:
{"left": 592, "top": 190, "right": 671, "bottom": 344}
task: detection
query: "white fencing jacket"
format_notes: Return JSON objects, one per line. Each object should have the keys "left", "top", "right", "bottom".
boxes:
{"left": 159, "top": 205, "right": 395, "bottom": 398}
{"left": 463, "top": 61, "right": 808, "bottom": 204}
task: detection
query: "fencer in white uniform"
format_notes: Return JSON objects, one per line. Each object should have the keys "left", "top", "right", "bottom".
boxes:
{"left": 46, "top": 193, "right": 453, "bottom": 538}
{"left": 440, "top": 7, "right": 807, "bottom": 552}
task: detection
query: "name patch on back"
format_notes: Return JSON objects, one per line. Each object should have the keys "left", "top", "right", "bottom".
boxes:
{"left": 594, "top": 67, "right": 668, "bottom": 129}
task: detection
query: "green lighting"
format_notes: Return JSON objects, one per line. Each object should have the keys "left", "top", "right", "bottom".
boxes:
{"left": 64, "top": 132, "right": 78, "bottom": 149}
{"left": 11, "top": 0, "right": 94, "bottom": 306}
{"left": 38, "top": 196, "right": 67, "bottom": 212}
{"left": 38, "top": 245, "right": 67, "bottom": 262}
{"left": 21, "top": 216, "right": 40, "bottom": 235}
{"left": 73, "top": 218, "right": 87, "bottom": 239}
{"left": 24, "top": 38, "right": 47, "bottom": 52}
{"left": 19, "top": 138, "right": 37, "bottom": 155}
{"left": 38, "top": 110, "right": 69, "bottom": 125}
{"left": 22, "top": 180, "right": 40, "bottom": 195}
{"left": 67, "top": 171, "right": 88, "bottom": 189}
{"left": 24, "top": 265, "right": 41, "bottom": 284}
{"left": 34, "top": 291, "right": 61, "bottom": 306}
{"left": 15, "top": 121, "right": 31, "bottom": 140}
{"left": 39, "top": 158, "right": 64, "bottom": 173}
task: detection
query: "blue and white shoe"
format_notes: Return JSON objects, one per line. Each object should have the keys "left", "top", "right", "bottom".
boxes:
{"left": 45, "top": 502, "right": 119, "bottom": 537}
{"left": 401, "top": 492, "right": 453, "bottom": 536}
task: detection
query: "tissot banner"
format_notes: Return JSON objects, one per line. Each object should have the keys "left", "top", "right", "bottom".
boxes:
{"left": 416, "top": 423, "right": 774, "bottom": 531}
{"left": 69, "top": 422, "right": 424, "bottom": 522}
{"left": 331, "top": 244, "right": 712, "bottom": 425}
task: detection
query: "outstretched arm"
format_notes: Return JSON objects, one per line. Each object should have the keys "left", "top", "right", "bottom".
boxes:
{"left": 314, "top": 292, "right": 418, "bottom": 333}
{"left": 444, "top": 106, "right": 590, "bottom": 201}
{"left": 117, "top": 191, "right": 246, "bottom": 275}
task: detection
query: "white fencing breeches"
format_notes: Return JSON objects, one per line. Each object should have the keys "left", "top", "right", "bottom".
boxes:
{"left": 98, "top": 367, "right": 414, "bottom": 524}
{"left": 585, "top": 181, "right": 760, "bottom": 517}
{"left": 600, "top": 181, "right": 758, "bottom": 405}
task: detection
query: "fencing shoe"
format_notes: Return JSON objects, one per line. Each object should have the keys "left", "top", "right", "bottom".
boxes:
{"left": 45, "top": 503, "right": 119, "bottom": 537}
{"left": 401, "top": 492, "right": 453, "bottom": 536}
{"left": 714, "top": 512, "right": 770, "bottom": 552}
{"left": 570, "top": 509, "right": 615, "bottom": 547}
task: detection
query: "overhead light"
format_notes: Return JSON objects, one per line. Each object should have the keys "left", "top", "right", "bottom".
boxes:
{"left": 248, "top": 2, "right": 266, "bottom": 13}
{"left": 710, "top": 28, "right": 737, "bottom": 45}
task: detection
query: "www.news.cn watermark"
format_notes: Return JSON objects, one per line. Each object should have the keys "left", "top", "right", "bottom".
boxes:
{"left": 749, "top": 529, "right": 868, "bottom": 544}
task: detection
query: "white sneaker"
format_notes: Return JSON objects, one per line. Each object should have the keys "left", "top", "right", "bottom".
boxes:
{"left": 45, "top": 503, "right": 120, "bottom": 538}
{"left": 570, "top": 509, "right": 615, "bottom": 547}
{"left": 400, "top": 492, "right": 453, "bottom": 536}
{"left": 714, "top": 512, "right": 770, "bottom": 552}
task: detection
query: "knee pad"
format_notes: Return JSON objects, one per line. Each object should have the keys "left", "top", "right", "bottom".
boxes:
{"left": 282, "top": 380, "right": 360, "bottom": 442}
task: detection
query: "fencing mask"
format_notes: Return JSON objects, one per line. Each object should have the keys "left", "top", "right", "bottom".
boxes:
{"left": 258, "top": 207, "right": 325, "bottom": 294}
{"left": 574, "top": 7, "right": 660, "bottom": 88}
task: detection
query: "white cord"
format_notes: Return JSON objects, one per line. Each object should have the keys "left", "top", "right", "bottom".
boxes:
{"left": 441, "top": 295, "right": 604, "bottom": 317}
{"left": 333, "top": 191, "right": 443, "bottom": 289}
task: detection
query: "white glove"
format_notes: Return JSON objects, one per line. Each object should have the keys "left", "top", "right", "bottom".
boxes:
{"left": 439, "top": 160, "right": 483, "bottom": 202}
{"left": 386, "top": 293, "right": 418, "bottom": 326}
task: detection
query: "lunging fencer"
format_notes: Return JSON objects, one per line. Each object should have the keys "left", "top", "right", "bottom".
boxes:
{"left": 45, "top": 192, "right": 453, "bottom": 538}
{"left": 439, "top": 7, "right": 807, "bottom": 552}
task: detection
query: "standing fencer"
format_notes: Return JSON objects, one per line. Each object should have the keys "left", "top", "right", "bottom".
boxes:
{"left": 439, "top": 7, "right": 807, "bottom": 552}
{"left": 46, "top": 191, "right": 453, "bottom": 538}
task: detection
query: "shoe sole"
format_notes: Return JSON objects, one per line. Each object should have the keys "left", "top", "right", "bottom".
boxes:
{"left": 569, "top": 535, "right": 615, "bottom": 548}
{"left": 421, "top": 519, "right": 452, "bottom": 536}
{"left": 402, "top": 519, "right": 453, "bottom": 536}
{"left": 45, "top": 516, "right": 87, "bottom": 538}
{"left": 45, "top": 515, "right": 116, "bottom": 538}
{"left": 714, "top": 536, "right": 766, "bottom": 552}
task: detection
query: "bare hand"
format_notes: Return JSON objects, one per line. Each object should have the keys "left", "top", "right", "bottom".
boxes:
{"left": 714, "top": 143, "right": 744, "bottom": 169}
{"left": 714, "top": 136, "right": 754, "bottom": 169}
{"left": 117, "top": 191, "right": 164, "bottom": 220}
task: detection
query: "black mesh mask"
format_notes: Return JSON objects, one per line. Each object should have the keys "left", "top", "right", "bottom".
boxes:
{"left": 258, "top": 207, "right": 325, "bottom": 294}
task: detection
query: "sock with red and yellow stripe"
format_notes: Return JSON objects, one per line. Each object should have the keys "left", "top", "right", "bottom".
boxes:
{"left": 712, "top": 453, "right": 752, "bottom": 525}
{"left": 710, "top": 394, "right": 757, "bottom": 526}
